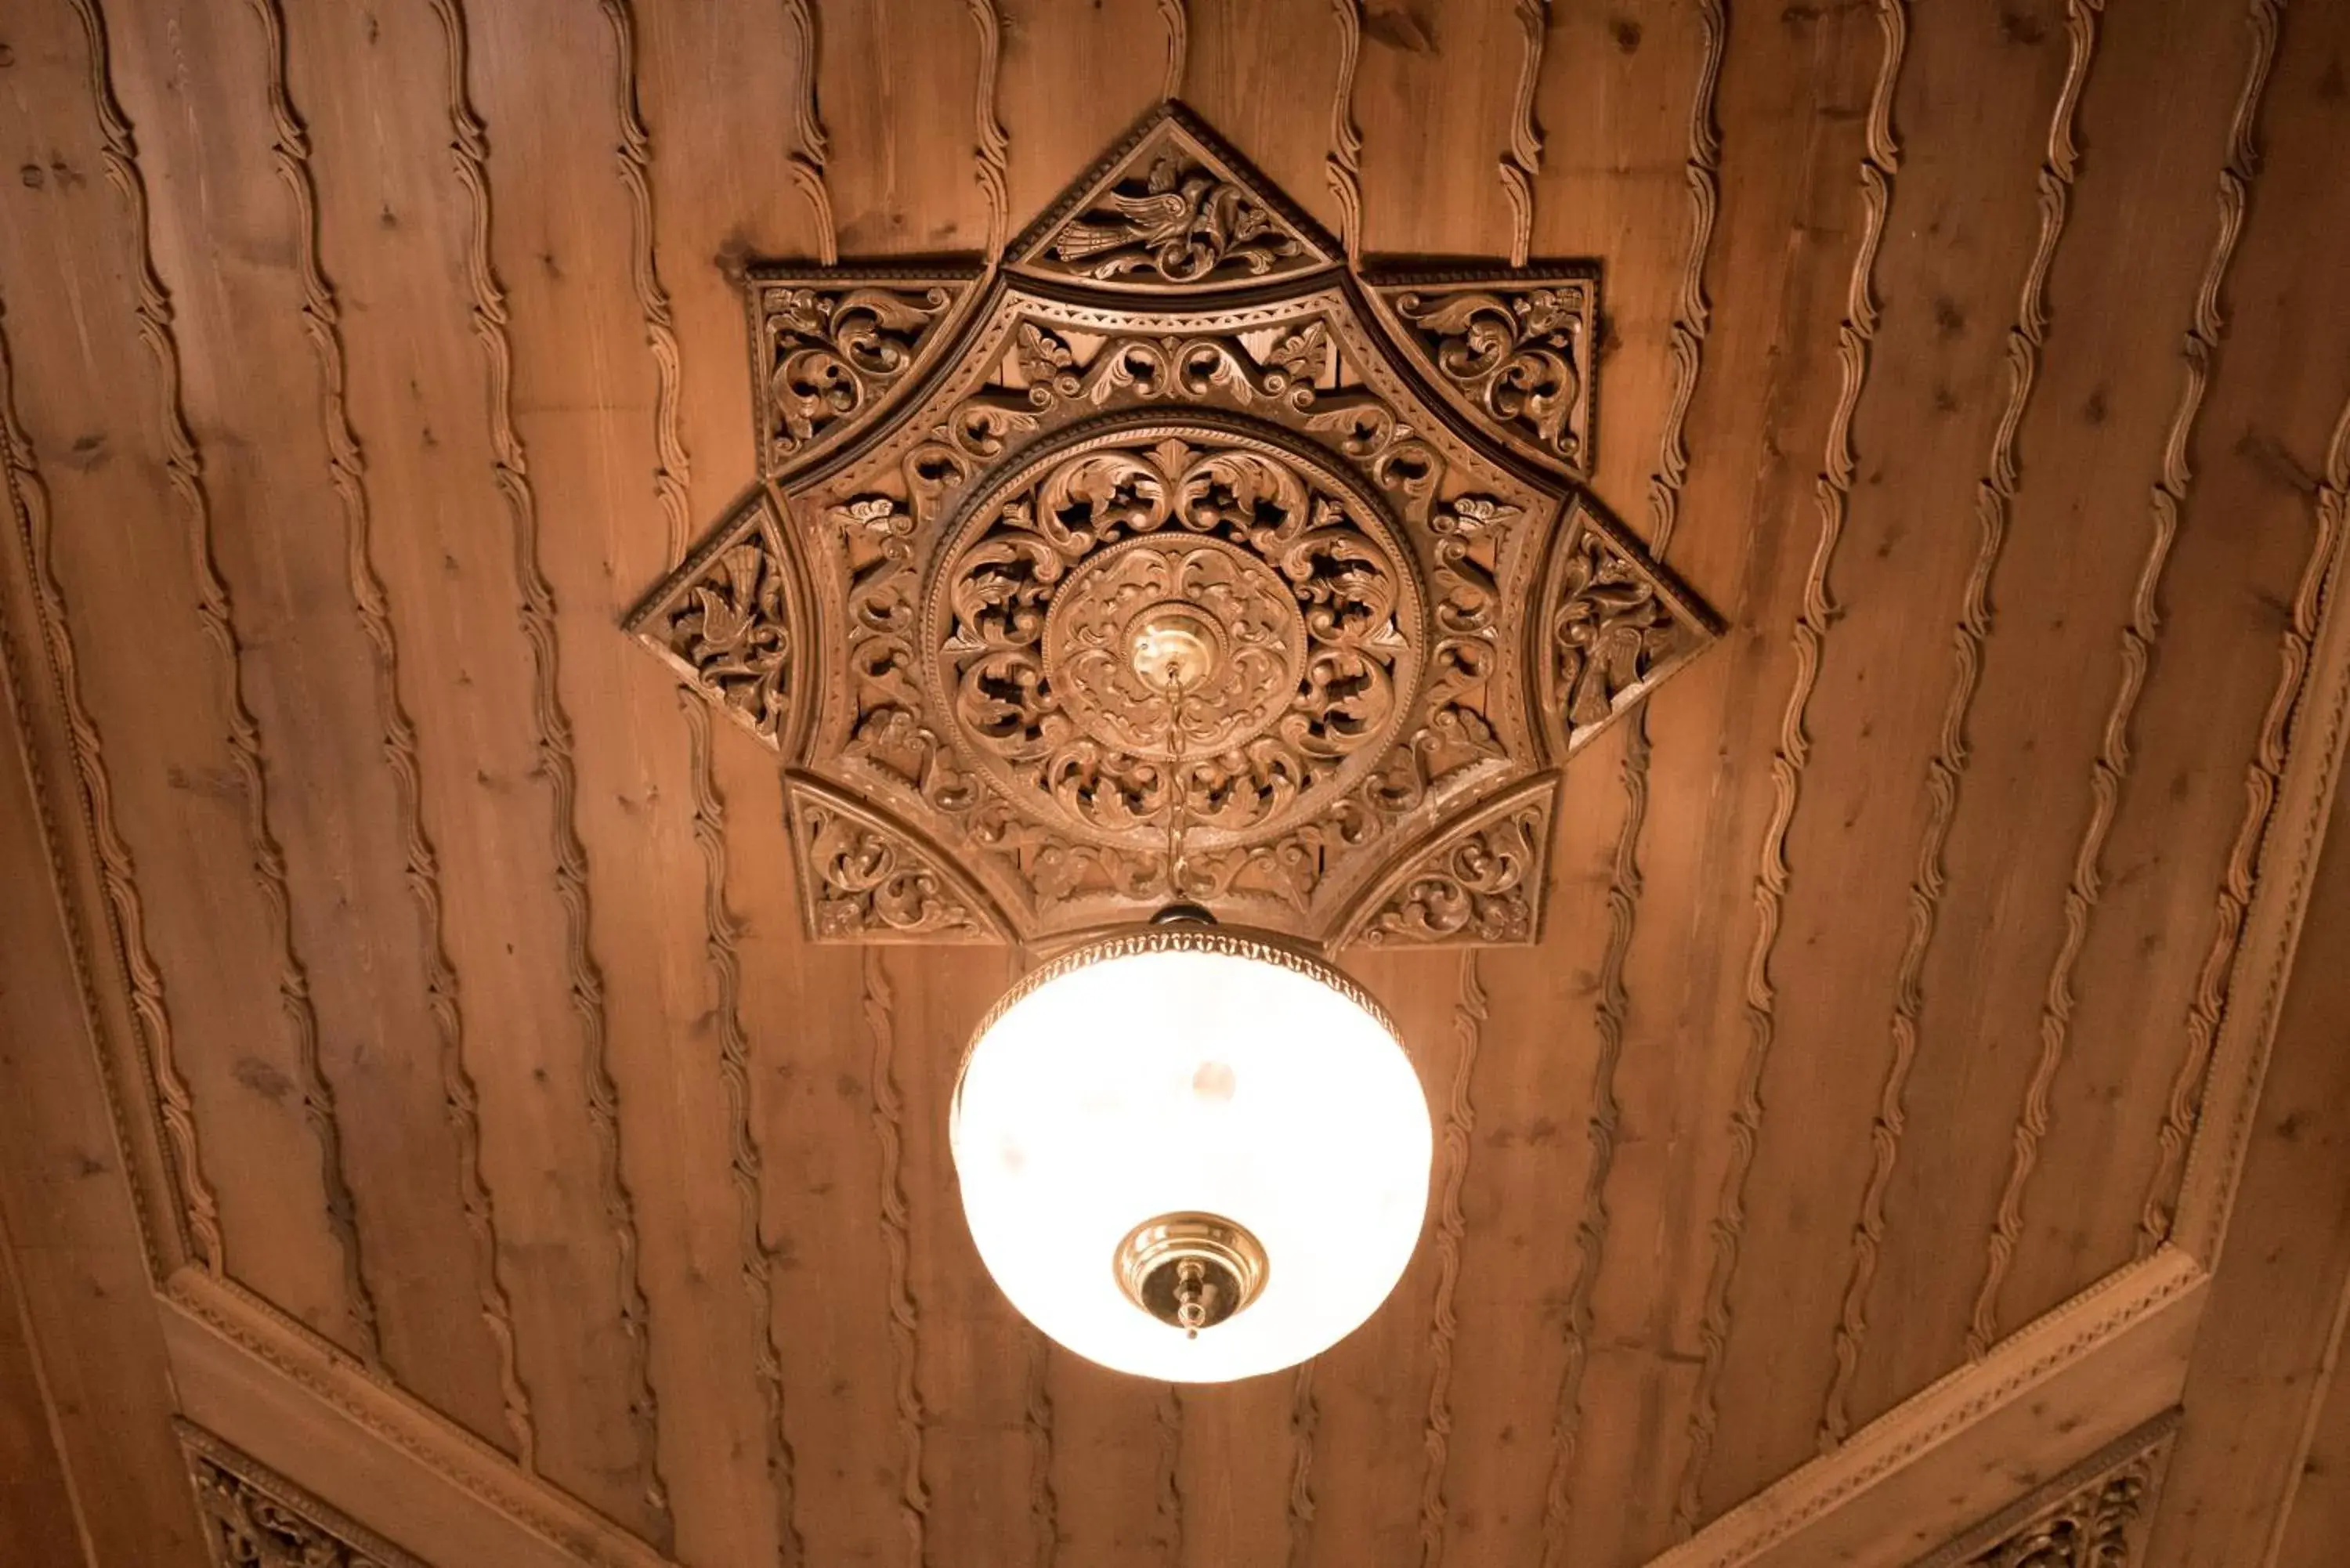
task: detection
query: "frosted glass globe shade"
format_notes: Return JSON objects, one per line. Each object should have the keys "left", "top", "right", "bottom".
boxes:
{"left": 950, "top": 924, "right": 1431, "bottom": 1382}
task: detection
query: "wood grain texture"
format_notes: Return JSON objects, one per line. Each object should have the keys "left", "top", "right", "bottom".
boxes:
{"left": 3, "top": 1, "right": 2349, "bottom": 1560}
{"left": 0, "top": 1218, "right": 85, "bottom": 1564}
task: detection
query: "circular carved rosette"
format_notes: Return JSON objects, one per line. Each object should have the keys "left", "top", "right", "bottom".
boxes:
{"left": 923, "top": 416, "right": 1424, "bottom": 864}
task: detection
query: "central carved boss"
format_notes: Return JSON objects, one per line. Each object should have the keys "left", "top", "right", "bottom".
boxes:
{"left": 931, "top": 420, "right": 1419, "bottom": 855}
{"left": 631, "top": 103, "right": 1717, "bottom": 948}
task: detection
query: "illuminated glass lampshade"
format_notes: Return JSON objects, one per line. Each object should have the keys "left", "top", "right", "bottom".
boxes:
{"left": 950, "top": 919, "right": 1432, "bottom": 1383}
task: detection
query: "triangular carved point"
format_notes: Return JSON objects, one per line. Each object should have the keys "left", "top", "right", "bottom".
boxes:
{"left": 1540, "top": 505, "right": 1719, "bottom": 761}
{"left": 786, "top": 774, "right": 1014, "bottom": 945}
{"left": 745, "top": 264, "right": 983, "bottom": 479}
{"left": 627, "top": 483, "right": 808, "bottom": 754}
{"left": 1361, "top": 262, "right": 1601, "bottom": 476}
{"left": 1333, "top": 775, "right": 1560, "bottom": 949}
{"left": 1008, "top": 102, "right": 1340, "bottom": 293}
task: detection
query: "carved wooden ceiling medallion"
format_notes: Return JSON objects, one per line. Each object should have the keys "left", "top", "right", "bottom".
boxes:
{"left": 633, "top": 103, "right": 1716, "bottom": 948}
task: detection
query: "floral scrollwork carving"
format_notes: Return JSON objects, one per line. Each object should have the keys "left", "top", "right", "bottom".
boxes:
{"left": 1347, "top": 787, "right": 1553, "bottom": 947}
{"left": 1042, "top": 149, "right": 1307, "bottom": 286}
{"left": 1012, "top": 113, "right": 1332, "bottom": 293}
{"left": 792, "top": 783, "right": 1003, "bottom": 943}
{"left": 1382, "top": 278, "right": 1596, "bottom": 469}
{"left": 660, "top": 538, "right": 791, "bottom": 741}
{"left": 924, "top": 421, "right": 1422, "bottom": 870}
{"left": 1548, "top": 520, "right": 1703, "bottom": 754}
{"left": 628, "top": 492, "right": 805, "bottom": 751}
{"left": 757, "top": 280, "right": 964, "bottom": 470}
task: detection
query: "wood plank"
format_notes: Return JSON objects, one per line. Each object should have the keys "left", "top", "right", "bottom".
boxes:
{"left": 725, "top": 739, "right": 905, "bottom": 1568}
{"left": 2002, "top": 0, "right": 2350, "bottom": 1328}
{"left": 1850, "top": 0, "right": 2255, "bottom": 1421}
{"left": 1435, "top": 728, "right": 1626, "bottom": 1567}
{"left": 282, "top": 0, "right": 651, "bottom": 1516}
{"left": 100, "top": 0, "right": 518, "bottom": 1386}
{"left": 1299, "top": 947, "right": 1471, "bottom": 1568}
{"left": 1351, "top": 0, "right": 1520, "bottom": 257}
{"left": 463, "top": 0, "right": 793, "bottom": 1555}
{"left": 820, "top": 0, "right": 992, "bottom": 255}
{"left": 0, "top": 0, "right": 345, "bottom": 1339}
{"left": 999, "top": 0, "right": 1165, "bottom": 237}
{"left": 1705, "top": 0, "right": 2077, "bottom": 1487}
{"left": 1183, "top": 0, "right": 1347, "bottom": 243}
{"left": 1595, "top": 0, "right": 1895, "bottom": 1550}
{"left": 891, "top": 945, "right": 1039, "bottom": 1568}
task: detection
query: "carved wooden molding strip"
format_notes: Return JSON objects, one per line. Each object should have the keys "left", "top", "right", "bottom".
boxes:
{"left": 1910, "top": 1410, "right": 2178, "bottom": 1568}
{"left": 1647, "top": 1246, "right": 2204, "bottom": 1568}
{"left": 180, "top": 1419, "right": 429, "bottom": 1568}
{"left": 2169, "top": 385, "right": 2350, "bottom": 1266}
{"left": 638, "top": 103, "right": 1716, "bottom": 950}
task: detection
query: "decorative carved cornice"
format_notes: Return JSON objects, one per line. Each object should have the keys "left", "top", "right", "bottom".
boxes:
{"left": 180, "top": 1420, "right": 428, "bottom": 1568}
{"left": 1652, "top": 1248, "right": 2201, "bottom": 1568}
{"left": 641, "top": 104, "right": 1713, "bottom": 948}
{"left": 1911, "top": 1411, "right": 2178, "bottom": 1568}
{"left": 164, "top": 1269, "right": 676, "bottom": 1568}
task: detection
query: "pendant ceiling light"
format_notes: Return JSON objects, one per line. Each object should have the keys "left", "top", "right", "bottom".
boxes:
{"left": 952, "top": 916, "right": 1433, "bottom": 1382}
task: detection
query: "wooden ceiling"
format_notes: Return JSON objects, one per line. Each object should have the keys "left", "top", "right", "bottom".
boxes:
{"left": 2, "top": 0, "right": 2349, "bottom": 1565}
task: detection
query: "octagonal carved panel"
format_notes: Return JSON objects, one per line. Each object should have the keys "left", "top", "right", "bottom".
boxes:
{"left": 631, "top": 102, "right": 1717, "bottom": 947}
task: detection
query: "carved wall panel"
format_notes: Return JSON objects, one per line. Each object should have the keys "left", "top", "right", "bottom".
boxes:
{"left": 179, "top": 1421, "right": 428, "bottom": 1568}
{"left": 634, "top": 102, "right": 1716, "bottom": 947}
{"left": 1912, "top": 1412, "right": 2178, "bottom": 1568}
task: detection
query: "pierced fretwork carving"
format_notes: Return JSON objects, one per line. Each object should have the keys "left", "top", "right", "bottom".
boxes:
{"left": 639, "top": 102, "right": 1716, "bottom": 946}
{"left": 1913, "top": 1413, "right": 2177, "bottom": 1568}
{"left": 788, "top": 776, "right": 1010, "bottom": 943}
{"left": 1336, "top": 778, "right": 1556, "bottom": 947}
{"left": 1368, "top": 269, "right": 1598, "bottom": 475}
{"left": 1542, "top": 515, "right": 1712, "bottom": 757}
{"left": 627, "top": 486, "right": 808, "bottom": 751}
{"left": 179, "top": 1422, "right": 426, "bottom": 1568}
{"left": 1011, "top": 106, "right": 1335, "bottom": 293}
{"left": 752, "top": 272, "right": 974, "bottom": 475}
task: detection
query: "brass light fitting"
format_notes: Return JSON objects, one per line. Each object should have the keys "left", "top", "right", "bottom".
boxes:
{"left": 1115, "top": 1211, "right": 1271, "bottom": 1337}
